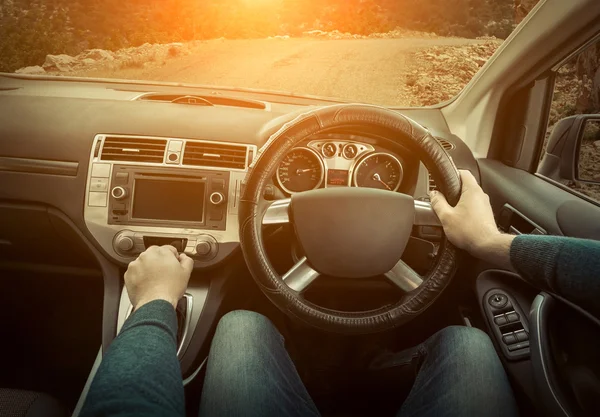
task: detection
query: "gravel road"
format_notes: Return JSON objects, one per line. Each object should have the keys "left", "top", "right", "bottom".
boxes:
{"left": 79, "top": 37, "right": 483, "bottom": 106}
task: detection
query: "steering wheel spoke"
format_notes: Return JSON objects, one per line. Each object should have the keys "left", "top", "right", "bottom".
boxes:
{"left": 282, "top": 257, "right": 319, "bottom": 292}
{"left": 384, "top": 259, "right": 423, "bottom": 292}
{"left": 414, "top": 200, "right": 441, "bottom": 227}
{"left": 263, "top": 198, "right": 290, "bottom": 225}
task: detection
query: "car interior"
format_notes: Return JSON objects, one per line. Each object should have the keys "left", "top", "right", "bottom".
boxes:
{"left": 1, "top": 1, "right": 600, "bottom": 416}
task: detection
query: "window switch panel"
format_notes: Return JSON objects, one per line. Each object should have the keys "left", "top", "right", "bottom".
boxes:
{"left": 483, "top": 289, "right": 530, "bottom": 361}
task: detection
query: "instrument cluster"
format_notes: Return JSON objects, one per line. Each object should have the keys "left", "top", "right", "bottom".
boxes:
{"left": 275, "top": 139, "right": 405, "bottom": 194}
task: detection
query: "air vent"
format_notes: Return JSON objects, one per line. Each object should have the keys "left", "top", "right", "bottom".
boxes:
{"left": 428, "top": 173, "right": 438, "bottom": 192}
{"left": 183, "top": 142, "right": 248, "bottom": 169}
{"left": 435, "top": 138, "right": 454, "bottom": 151}
{"left": 101, "top": 137, "right": 167, "bottom": 163}
{"left": 138, "top": 93, "right": 267, "bottom": 110}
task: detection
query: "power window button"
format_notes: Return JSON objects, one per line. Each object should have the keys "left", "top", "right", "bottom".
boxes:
{"left": 502, "top": 333, "right": 517, "bottom": 345}
{"left": 506, "top": 312, "right": 520, "bottom": 323}
{"left": 508, "top": 341, "right": 530, "bottom": 352}
{"left": 494, "top": 315, "right": 507, "bottom": 326}
{"left": 515, "top": 331, "right": 529, "bottom": 342}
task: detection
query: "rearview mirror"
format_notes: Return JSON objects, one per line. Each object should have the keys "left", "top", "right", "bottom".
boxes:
{"left": 537, "top": 115, "right": 600, "bottom": 184}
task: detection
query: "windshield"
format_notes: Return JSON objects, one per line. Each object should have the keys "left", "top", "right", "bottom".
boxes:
{"left": 1, "top": 0, "right": 532, "bottom": 106}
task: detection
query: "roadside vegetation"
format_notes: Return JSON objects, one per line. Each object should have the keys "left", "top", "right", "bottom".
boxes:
{"left": 1, "top": 0, "right": 527, "bottom": 73}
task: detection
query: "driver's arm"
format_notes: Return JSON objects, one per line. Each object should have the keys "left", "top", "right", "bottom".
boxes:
{"left": 80, "top": 245, "right": 193, "bottom": 417}
{"left": 431, "top": 170, "right": 600, "bottom": 319}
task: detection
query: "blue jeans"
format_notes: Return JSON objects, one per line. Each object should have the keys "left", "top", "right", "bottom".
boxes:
{"left": 199, "top": 310, "right": 518, "bottom": 417}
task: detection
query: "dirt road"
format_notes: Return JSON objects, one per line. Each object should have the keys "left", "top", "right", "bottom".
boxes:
{"left": 76, "top": 37, "right": 485, "bottom": 106}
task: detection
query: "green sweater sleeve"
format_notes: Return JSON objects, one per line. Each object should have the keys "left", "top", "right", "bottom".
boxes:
{"left": 80, "top": 299, "right": 185, "bottom": 417}
{"left": 510, "top": 234, "right": 600, "bottom": 318}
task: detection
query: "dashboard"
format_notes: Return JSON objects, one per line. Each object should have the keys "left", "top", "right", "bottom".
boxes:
{"left": 83, "top": 132, "right": 419, "bottom": 266}
{"left": 0, "top": 74, "right": 478, "bottom": 270}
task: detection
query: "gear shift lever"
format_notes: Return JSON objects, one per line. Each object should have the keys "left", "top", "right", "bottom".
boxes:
{"left": 175, "top": 294, "right": 193, "bottom": 358}
{"left": 176, "top": 297, "right": 188, "bottom": 346}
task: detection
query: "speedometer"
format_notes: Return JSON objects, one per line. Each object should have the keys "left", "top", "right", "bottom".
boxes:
{"left": 276, "top": 148, "right": 324, "bottom": 194}
{"left": 353, "top": 152, "right": 403, "bottom": 191}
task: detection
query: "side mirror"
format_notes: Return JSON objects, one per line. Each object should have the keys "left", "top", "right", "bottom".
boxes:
{"left": 537, "top": 115, "right": 600, "bottom": 184}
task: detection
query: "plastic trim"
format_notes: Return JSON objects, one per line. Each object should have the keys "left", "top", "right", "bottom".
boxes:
{"left": 47, "top": 208, "right": 121, "bottom": 354}
{"left": 71, "top": 348, "right": 102, "bottom": 417}
{"left": 530, "top": 293, "right": 571, "bottom": 417}
{"left": 0, "top": 156, "right": 78, "bottom": 176}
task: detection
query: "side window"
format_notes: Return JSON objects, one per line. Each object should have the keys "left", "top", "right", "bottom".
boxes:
{"left": 538, "top": 39, "right": 600, "bottom": 204}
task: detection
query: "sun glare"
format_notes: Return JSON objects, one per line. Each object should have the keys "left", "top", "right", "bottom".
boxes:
{"left": 240, "top": 0, "right": 278, "bottom": 6}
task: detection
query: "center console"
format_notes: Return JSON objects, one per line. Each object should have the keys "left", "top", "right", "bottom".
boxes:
{"left": 84, "top": 134, "right": 257, "bottom": 266}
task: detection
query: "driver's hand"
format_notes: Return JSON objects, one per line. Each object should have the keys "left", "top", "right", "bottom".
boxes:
{"left": 430, "top": 170, "right": 501, "bottom": 257}
{"left": 124, "top": 245, "right": 193, "bottom": 310}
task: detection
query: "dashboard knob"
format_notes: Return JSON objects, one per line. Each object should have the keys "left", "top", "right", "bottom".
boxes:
{"left": 195, "top": 241, "right": 211, "bottom": 256}
{"left": 194, "top": 234, "right": 218, "bottom": 260}
{"left": 111, "top": 186, "right": 128, "bottom": 200}
{"left": 115, "top": 235, "right": 134, "bottom": 252}
{"left": 209, "top": 191, "right": 225, "bottom": 205}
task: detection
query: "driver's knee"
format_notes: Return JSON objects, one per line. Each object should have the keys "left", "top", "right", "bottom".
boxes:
{"left": 424, "top": 326, "right": 502, "bottom": 375}
{"left": 211, "top": 310, "right": 284, "bottom": 356}
{"left": 430, "top": 326, "right": 494, "bottom": 356}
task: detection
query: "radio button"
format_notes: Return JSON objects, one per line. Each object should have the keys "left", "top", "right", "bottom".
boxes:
{"left": 90, "top": 178, "right": 108, "bottom": 192}
{"left": 112, "top": 202, "right": 127, "bottom": 215}
{"left": 111, "top": 186, "right": 128, "bottom": 200}
{"left": 91, "top": 163, "right": 110, "bottom": 178}
{"left": 212, "top": 178, "right": 225, "bottom": 191}
{"left": 209, "top": 192, "right": 225, "bottom": 205}
{"left": 115, "top": 172, "right": 129, "bottom": 184}
{"left": 89, "top": 192, "right": 108, "bottom": 207}
{"left": 209, "top": 207, "right": 223, "bottom": 221}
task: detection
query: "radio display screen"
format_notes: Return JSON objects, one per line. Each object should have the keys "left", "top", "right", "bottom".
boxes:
{"left": 132, "top": 179, "right": 205, "bottom": 222}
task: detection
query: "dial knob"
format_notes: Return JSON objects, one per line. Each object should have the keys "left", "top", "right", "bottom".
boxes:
{"left": 115, "top": 236, "right": 134, "bottom": 252}
{"left": 111, "top": 186, "right": 128, "bottom": 200}
{"left": 195, "top": 241, "right": 211, "bottom": 256}
{"left": 194, "top": 234, "right": 218, "bottom": 260}
{"left": 488, "top": 293, "right": 508, "bottom": 309}
{"left": 209, "top": 192, "right": 225, "bottom": 205}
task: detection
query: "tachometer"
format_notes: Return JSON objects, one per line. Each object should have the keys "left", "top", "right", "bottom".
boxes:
{"left": 353, "top": 152, "right": 403, "bottom": 191}
{"left": 276, "top": 148, "right": 324, "bottom": 194}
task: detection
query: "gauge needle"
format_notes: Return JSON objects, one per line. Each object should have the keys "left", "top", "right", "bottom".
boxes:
{"left": 296, "top": 168, "right": 314, "bottom": 175}
{"left": 372, "top": 173, "right": 391, "bottom": 191}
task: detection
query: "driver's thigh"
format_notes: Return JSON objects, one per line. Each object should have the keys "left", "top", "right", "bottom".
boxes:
{"left": 397, "top": 326, "right": 518, "bottom": 417}
{"left": 199, "top": 310, "right": 320, "bottom": 417}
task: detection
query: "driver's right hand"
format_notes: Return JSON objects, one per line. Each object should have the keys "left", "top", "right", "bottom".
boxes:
{"left": 430, "top": 170, "right": 502, "bottom": 258}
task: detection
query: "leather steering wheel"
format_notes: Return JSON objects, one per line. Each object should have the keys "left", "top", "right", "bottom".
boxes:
{"left": 239, "top": 104, "right": 461, "bottom": 334}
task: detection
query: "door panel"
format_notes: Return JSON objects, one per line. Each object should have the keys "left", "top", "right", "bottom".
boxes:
{"left": 478, "top": 158, "right": 600, "bottom": 239}
{"left": 477, "top": 158, "right": 600, "bottom": 417}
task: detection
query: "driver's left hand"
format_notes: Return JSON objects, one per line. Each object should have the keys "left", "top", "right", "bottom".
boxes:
{"left": 124, "top": 245, "right": 193, "bottom": 310}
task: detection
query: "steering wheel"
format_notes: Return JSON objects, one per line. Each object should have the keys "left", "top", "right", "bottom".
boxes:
{"left": 239, "top": 104, "right": 461, "bottom": 334}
